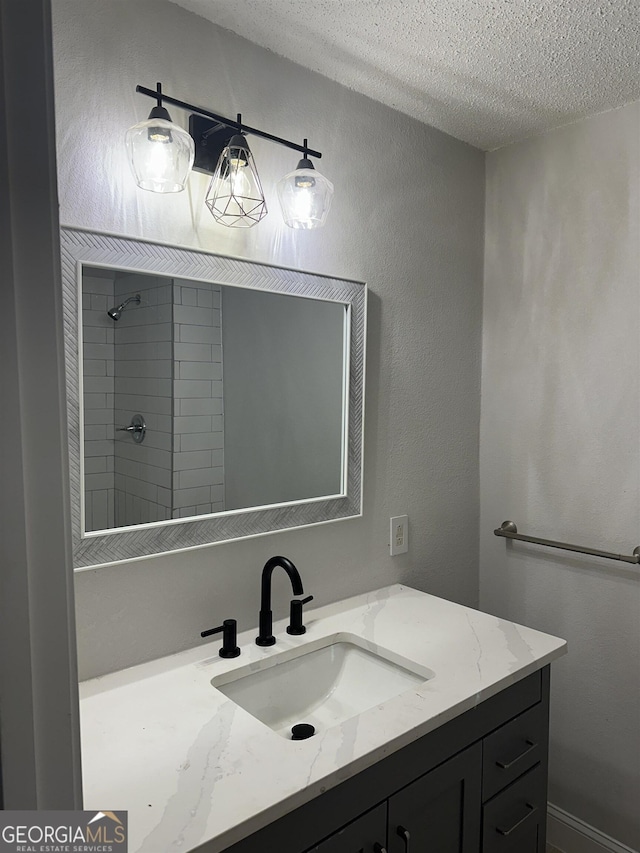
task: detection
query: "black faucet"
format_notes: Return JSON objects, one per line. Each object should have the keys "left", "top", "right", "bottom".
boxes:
{"left": 256, "top": 556, "right": 304, "bottom": 646}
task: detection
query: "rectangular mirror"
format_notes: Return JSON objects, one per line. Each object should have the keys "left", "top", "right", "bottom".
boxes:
{"left": 61, "top": 228, "right": 366, "bottom": 568}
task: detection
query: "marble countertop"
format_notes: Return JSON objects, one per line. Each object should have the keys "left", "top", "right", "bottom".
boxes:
{"left": 79, "top": 585, "right": 567, "bottom": 853}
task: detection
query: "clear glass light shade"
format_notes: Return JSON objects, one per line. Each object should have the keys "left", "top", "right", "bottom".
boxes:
{"left": 277, "top": 163, "right": 334, "bottom": 229}
{"left": 125, "top": 116, "right": 195, "bottom": 193}
{"left": 205, "top": 135, "right": 267, "bottom": 227}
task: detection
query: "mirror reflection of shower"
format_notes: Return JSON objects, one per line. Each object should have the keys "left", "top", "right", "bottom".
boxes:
{"left": 107, "top": 294, "right": 141, "bottom": 320}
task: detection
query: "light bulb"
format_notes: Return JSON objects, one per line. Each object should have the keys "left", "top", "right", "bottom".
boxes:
{"left": 230, "top": 165, "right": 251, "bottom": 197}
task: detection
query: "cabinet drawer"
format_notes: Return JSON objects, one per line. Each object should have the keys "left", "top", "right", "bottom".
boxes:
{"left": 482, "top": 764, "right": 544, "bottom": 853}
{"left": 483, "top": 702, "right": 546, "bottom": 800}
{"left": 304, "top": 803, "right": 387, "bottom": 853}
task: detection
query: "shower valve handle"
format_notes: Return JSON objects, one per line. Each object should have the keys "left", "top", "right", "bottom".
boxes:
{"left": 118, "top": 414, "right": 146, "bottom": 444}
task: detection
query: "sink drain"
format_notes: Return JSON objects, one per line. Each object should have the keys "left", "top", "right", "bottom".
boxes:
{"left": 291, "top": 723, "right": 315, "bottom": 740}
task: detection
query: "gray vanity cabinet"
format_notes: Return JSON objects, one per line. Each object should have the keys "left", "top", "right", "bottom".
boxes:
{"left": 387, "top": 743, "right": 482, "bottom": 853}
{"left": 305, "top": 804, "right": 386, "bottom": 853}
{"left": 219, "top": 667, "right": 550, "bottom": 853}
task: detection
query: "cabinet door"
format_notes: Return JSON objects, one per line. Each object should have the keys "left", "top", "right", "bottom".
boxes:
{"left": 388, "top": 743, "right": 482, "bottom": 853}
{"left": 305, "top": 803, "right": 387, "bottom": 853}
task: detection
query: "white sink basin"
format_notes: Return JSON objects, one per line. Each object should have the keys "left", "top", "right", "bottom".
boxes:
{"left": 212, "top": 633, "right": 432, "bottom": 738}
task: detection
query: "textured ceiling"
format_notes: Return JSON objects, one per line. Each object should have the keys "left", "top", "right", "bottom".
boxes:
{"left": 168, "top": 0, "right": 640, "bottom": 150}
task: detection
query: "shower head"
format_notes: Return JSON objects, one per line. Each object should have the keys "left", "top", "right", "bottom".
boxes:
{"left": 107, "top": 294, "right": 141, "bottom": 321}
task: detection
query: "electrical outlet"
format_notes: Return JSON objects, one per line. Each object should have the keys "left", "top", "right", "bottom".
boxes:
{"left": 389, "top": 515, "right": 409, "bottom": 556}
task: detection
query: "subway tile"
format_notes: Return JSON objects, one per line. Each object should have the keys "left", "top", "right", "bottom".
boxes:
{"left": 176, "top": 466, "right": 224, "bottom": 489}
{"left": 210, "top": 484, "right": 224, "bottom": 504}
{"left": 177, "top": 361, "right": 222, "bottom": 381}
{"left": 157, "top": 285, "right": 173, "bottom": 305}
{"left": 211, "top": 344, "right": 222, "bottom": 363}
{"left": 84, "top": 424, "right": 107, "bottom": 441}
{"left": 114, "top": 322, "right": 172, "bottom": 343}
{"left": 174, "top": 506, "right": 196, "bottom": 519}
{"left": 114, "top": 393, "right": 172, "bottom": 416}
{"left": 179, "top": 287, "right": 198, "bottom": 307}
{"left": 173, "top": 450, "right": 212, "bottom": 471}
{"left": 174, "top": 305, "right": 213, "bottom": 326}
{"left": 83, "top": 308, "right": 111, "bottom": 327}
{"left": 90, "top": 490, "right": 110, "bottom": 532}
{"left": 84, "top": 456, "right": 108, "bottom": 474}
{"left": 178, "top": 432, "right": 224, "bottom": 452}
{"left": 90, "top": 294, "right": 108, "bottom": 312}
{"left": 83, "top": 276, "right": 113, "bottom": 296}
{"left": 211, "top": 501, "right": 225, "bottom": 514}
{"left": 173, "top": 486, "right": 211, "bottom": 509}
{"left": 115, "top": 359, "right": 172, "bottom": 379}
{"left": 174, "top": 415, "right": 212, "bottom": 434}
{"left": 84, "top": 493, "right": 92, "bottom": 532}
{"left": 177, "top": 324, "right": 220, "bottom": 345}
{"left": 84, "top": 439, "right": 112, "bottom": 457}
{"left": 157, "top": 486, "right": 171, "bottom": 508}
{"left": 83, "top": 360, "right": 107, "bottom": 377}
{"left": 177, "top": 397, "right": 223, "bottom": 416}
{"left": 107, "top": 489, "right": 115, "bottom": 528}
{"left": 85, "top": 472, "right": 114, "bottom": 492}
{"left": 115, "top": 341, "right": 172, "bottom": 361}
{"left": 196, "top": 288, "right": 213, "bottom": 308}
{"left": 83, "top": 408, "right": 113, "bottom": 426}
{"left": 143, "top": 430, "right": 172, "bottom": 452}
{"left": 173, "top": 342, "right": 211, "bottom": 362}
{"left": 83, "top": 326, "right": 108, "bottom": 344}
{"left": 120, "top": 476, "right": 158, "bottom": 503}
{"left": 115, "top": 440, "right": 171, "bottom": 471}
{"left": 83, "top": 342, "right": 113, "bottom": 361}
{"left": 85, "top": 375, "right": 114, "bottom": 394}
{"left": 115, "top": 377, "right": 172, "bottom": 398}
{"left": 174, "top": 379, "right": 211, "bottom": 399}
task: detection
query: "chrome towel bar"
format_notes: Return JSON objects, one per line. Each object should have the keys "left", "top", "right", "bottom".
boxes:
{"left": 494, "top": 520, "right": 640, "bottom": 564}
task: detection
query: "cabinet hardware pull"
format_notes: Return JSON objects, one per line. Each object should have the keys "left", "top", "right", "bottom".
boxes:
{"left": 496, "top": 739, "right": 536, "bottom": 770}
{"left": 373, "top": 844, "right": 387, "bottom": 853}
{"left": 496, "top": 803, "right": 537, "bottom": 836}
{"left": 397, "top": 825, "right": 410, "bottom": 852}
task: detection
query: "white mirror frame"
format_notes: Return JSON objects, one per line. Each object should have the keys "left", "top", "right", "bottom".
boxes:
{"left": 61, "top": 227, "right": 366, "bottom": 568}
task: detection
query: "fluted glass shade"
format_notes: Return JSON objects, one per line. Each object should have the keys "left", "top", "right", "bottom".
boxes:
{"left": 277, "top": 158, "right": 334, "bottom": 229}
{"left": 205, "top": 134, "right": 267, "bottom": 227}
{"left": 125, "top": 107, "right": 194, "bottom": 193}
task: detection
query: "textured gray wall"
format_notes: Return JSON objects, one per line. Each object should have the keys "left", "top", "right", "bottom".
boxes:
{"left": 222, "top": 287, "right": 345, "bottom": 510}
{"left": 480, "top": 102, "right": 640, "bottom": 848}
{"left": 51, "top": 0, "right": 484, "bottom": 680}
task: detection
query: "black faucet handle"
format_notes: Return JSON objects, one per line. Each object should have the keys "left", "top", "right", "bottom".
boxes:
{"left": 287, "top": 595, "right": 314, "bottom": 635}
{"left": 201, "top": 618, "right": 241, "bottom": 658}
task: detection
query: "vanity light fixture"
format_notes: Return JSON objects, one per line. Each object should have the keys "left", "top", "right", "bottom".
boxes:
{"left": 125, "top": 83, "right": 195, "bottom": 193}
{"left": 277, "top": 142, "right": 334, "bottom": 230}
{"left": 127, "top": 83, "right": 331, "bottom": 228}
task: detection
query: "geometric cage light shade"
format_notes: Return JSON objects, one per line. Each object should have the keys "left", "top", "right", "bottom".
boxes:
{"left": 205, "top": 134, "right": 268, "bottom": 228}
{"left": 276, "top": 156, "right": 334, "bottom": 229}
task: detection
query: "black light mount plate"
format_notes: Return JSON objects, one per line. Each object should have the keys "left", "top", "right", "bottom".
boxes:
{"left": 189, "top": 113, "right": 235, "bottom": 175}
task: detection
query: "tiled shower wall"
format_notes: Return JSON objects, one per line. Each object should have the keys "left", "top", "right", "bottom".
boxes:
{"left": 83, "top": 272, "right": 225, "bottom": 529}
{"left": 172, "top": 280, "right": 224, "bottom": 518}
{"left": 83, "top": 270, "right": 115, "bottom": 531}
{"left": 113, "top": 272, "right": 173, "bottom": 527}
